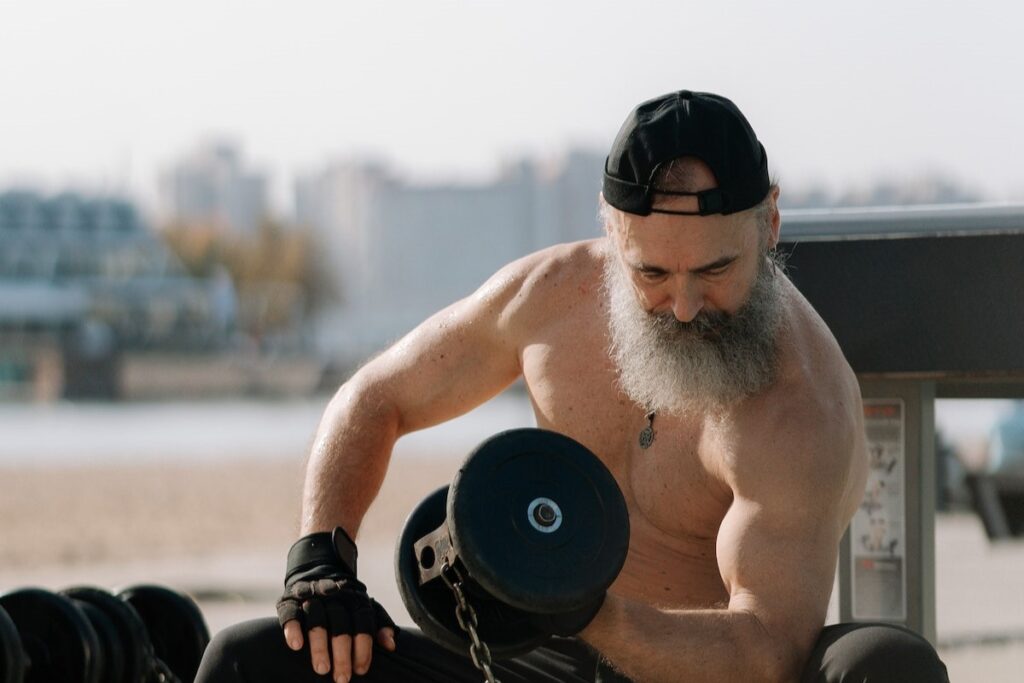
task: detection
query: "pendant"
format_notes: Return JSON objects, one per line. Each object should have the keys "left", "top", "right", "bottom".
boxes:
{"left": 638, "top": 411, "right": 656, "bottom": 450}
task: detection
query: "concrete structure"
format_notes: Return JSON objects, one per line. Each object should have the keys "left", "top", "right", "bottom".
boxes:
{"left": 295, "top": 150, "right": 606, "bottom": 364}
{"left": 159, "top": 142, "right": 269, "bottom": 234}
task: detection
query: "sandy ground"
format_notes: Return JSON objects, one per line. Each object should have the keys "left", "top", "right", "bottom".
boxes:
{"left": 0, "top": 451, "right": 462, "bottom": 630}
{"left": 2, "top": 454, "right": 1023, "bottom": 681}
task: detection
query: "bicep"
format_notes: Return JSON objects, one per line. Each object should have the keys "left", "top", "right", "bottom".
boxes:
{"left": 717, "top": 495, "right": 839, "bottom": 643}
{"left": 715, "top": 445, "right": 853, "bottom": 673}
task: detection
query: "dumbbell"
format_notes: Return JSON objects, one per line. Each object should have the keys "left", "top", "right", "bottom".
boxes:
{"left": 395, "top": 428, "right": 630, "bottom": 659}
{"left": 0, "top": 603, "right": 27, "bottom": 683}
{"left": 0, "top": 588, "right": 101, "bottom": 683}
{"left": 0, "top": 584, "right": 209, "bottom": 683}
{"left": 63, "top": 586, "right": 145, "bottom": 683}
{"left": 118, "top": 584, "right": 210, "bottom": 682}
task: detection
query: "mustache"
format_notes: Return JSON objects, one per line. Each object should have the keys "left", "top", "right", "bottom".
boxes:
{"left": 646, "top": 308, "right": 731, "bottom": 342}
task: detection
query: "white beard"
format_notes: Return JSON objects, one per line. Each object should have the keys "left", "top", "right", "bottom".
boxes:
{"left": 603, "top": 248, "right": 782, "bottom": 416}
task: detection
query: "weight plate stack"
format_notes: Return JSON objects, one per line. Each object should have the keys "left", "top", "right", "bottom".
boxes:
{"left": 117, "top": 584, "right": 210, "bottom": 683}
{"left": 0, "top": 587, "right": 101, "bottom": 683}
{"left": 450, "top": 428, "right": 630, "bottom": 613}
{"left": 0, "top": 604, "right": 26, "bottom": 683}
{"left": 396, "top": 485, "right": 550, "bottom": 659}
{"left": 62, "top": 586, "right": 152, "bottom": 683}
{"left": 396, "top": 428, "right": 631, "bottom": 659}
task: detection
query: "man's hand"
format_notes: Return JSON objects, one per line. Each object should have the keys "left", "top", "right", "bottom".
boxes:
{"left": 530, "top": 593, "right": 606, "bottom": 637}
{"left": 277, "top": 527, "right": 397, "bottom": 682}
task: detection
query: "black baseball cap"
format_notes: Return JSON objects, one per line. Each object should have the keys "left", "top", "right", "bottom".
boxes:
{"left": 603, "top": 90, "right": 769, "bottom": 216}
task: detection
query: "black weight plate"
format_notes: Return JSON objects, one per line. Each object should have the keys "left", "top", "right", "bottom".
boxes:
{"left": 0, "top": 587, "right": 101, "bottom": 683}
{"left": 395, "top": 485, "right": 549, "bottom": 659}
{"left": 0, "top": 604, "right": 26, "bottom": 683}
{"left": 450, "top": 428, "right": 630, "bottom": 613}
{"left": 117, "top": 585, "right": 209, "bottom": 683}
{"left": 73, "top": 603, "right": 114, "bottom": 683}
{"left": 62, "top": 586, "right": 152, "bottom": 683}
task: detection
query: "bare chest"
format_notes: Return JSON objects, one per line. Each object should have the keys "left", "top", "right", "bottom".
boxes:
{"left": 521, "top": 331, "right": 734, "bottom": 605}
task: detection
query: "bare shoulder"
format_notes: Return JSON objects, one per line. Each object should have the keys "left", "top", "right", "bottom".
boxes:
{"left": 486, "top": 238, "right": 607, "bottom": 339}
{"left": 726, "top": 276, "right": 868, "bottom": 524}
{"left": 350, "top": 239, "right": 607, "bottom": 435}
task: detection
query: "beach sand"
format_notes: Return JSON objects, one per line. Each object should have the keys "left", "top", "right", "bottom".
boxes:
{"left": 3, "top": 454, "right": 1024, "bottom": 681}
{"left": 0, "top": 452, "right": 460, "bottom": 570}
{"left": 0, "top": 450, "right": 462, "bottom": 641}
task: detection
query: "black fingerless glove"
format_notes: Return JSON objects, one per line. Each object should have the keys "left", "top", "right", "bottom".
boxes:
{"left": 276, "top": 527, "right": 397, "bottom": 638}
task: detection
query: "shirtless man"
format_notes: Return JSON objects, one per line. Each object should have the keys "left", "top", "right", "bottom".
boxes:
{"left": 196, "top": 91, "right": 948, "bottom": 682}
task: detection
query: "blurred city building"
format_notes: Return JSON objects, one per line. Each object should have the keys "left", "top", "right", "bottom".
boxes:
{"left": 5, "top": 146, "right": 990, "bottom": 397}
{"left": 779, "top": 174, "right": 985, "bottom": 210}
{"left": 159, "top": 141, "right": 269, "bottom": 234}
{"left": 295, "top": 149, "right": 605, "bottom": 367}
{"left": 0, "top": 190, "right": 237, "bottom": 399}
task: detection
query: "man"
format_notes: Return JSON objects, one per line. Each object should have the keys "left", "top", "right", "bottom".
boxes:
{"left": 197, "top": 91, "right": 948, "bottom": 682}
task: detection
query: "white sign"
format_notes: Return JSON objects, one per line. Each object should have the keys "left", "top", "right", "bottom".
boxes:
{"left": 852, "top": 399, "right": 907, "bottom": 621}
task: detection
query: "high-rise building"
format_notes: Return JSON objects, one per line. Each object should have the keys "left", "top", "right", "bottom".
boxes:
{"left": 159, "top": 141, "right": 268, "bottom": 234}
{"left": 294, "top": 149, "right": 606, "bottom": 364}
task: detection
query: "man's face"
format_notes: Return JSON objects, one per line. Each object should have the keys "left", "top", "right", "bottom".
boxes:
{"left": 603, "top": 198, "right": 783, "bottom": 416}
{"left": 613, "top": 202, "right": 767, "bottom": 324}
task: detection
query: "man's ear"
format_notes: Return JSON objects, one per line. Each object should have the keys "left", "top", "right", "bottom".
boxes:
{"left": 598, "top": 192, "right": 615, "bottom": 237}
{"left": 767, "top": 186, "right": 781, "bottom": 249}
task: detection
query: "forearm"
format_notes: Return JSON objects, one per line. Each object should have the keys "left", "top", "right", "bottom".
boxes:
{"left": 580, "top": 594, "right": 799, "bottom": 683}
{"left": 300, "top": 376, "right": 402, "bottom": 536}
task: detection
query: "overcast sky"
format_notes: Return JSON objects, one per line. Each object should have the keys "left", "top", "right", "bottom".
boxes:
{"left": 1, "top": 0, "right": 1021, "bottom": 214}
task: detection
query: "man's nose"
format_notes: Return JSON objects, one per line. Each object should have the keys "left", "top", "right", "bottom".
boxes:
{"left": 670, "top": 278, "right": 704, "bottom": 323}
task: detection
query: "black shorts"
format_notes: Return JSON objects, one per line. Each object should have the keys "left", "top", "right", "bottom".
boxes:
{"left": 195, "top": 618, "right": 949, "bottom": 682}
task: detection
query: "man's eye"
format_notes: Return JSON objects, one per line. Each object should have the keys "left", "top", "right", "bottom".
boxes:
{"left": 703, "top": 264, "right": 730, "bottom": 277}
{"left": 638, "top": 270, "right": 666, "bottom": 282}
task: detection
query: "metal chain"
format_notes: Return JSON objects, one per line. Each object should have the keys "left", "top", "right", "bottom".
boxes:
{"left": 440, "top": 561, "right": 501, "bottom": 683}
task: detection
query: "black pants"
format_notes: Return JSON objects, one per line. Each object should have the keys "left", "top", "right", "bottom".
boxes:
{"left": 195, "top": 618, "right": 949, "bottom": 682}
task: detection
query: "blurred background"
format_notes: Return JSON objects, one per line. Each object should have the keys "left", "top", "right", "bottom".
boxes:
{"left": 2, "top": 1, "right": 1023, "bottom": 679}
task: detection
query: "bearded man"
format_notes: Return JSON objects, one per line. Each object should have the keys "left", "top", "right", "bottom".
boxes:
{"left": 196, "top": 91, "right": 949, "bottom": 682}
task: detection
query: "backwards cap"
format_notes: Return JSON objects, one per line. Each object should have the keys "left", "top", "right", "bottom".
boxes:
{"left": 603, "top": 90, "right": 769, "bottom": 216}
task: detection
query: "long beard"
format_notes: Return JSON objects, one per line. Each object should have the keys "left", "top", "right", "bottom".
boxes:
{"left": 603, "top": 249, "right": 782, "bottom": 416}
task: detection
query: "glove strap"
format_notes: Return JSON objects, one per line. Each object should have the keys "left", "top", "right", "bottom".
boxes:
{"left": 285, "top": 526, "right": 358, "bottom": 582}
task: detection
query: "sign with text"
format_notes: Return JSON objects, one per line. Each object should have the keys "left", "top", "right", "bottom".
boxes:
{"left": 852, "top": 399, "right": 907, "bottom": 621}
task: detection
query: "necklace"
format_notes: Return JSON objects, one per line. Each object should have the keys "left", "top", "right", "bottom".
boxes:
{"left": 638, "top": 411, "right": 656, "bottom": 449}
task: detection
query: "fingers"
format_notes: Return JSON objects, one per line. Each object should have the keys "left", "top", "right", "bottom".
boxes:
{"left": 286, "top": 600, "right": 393, "bottom": 679}
{"left": 377, "top": 626, "right": 397, "bottom": 651}
{"left": 283, "top": 619, "right": 305, "bottom": 651}
{"left": 331, "top": 633, "right": 353, "bottom": 683}
{"left": 353, "top": 633, "right": 374, "bottom": 675}
{"left": 308, "top": 626, "right": 331, "bottom": 676}
{"left": 325, "top": 633, "right": 372, "bottom": 682}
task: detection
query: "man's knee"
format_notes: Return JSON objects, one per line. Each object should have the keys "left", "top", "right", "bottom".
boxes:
{"left": 195, "top": 619, "right": 463, "bottom": 683}
{"left": 195, "top": 618, "right": 285, "bottom": 683}
{"left": 801, "top": 623, "right": 949, "bottom": 683}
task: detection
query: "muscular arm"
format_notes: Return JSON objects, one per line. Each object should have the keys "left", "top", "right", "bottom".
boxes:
{"left": 582, "top": 393, "right": 867, "bottom": 682}
{"left": 288, "top": 246, "right": 585, "bottom": 679}
{"left": 300, "top": 256, "right": 539, "bottom": 536}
